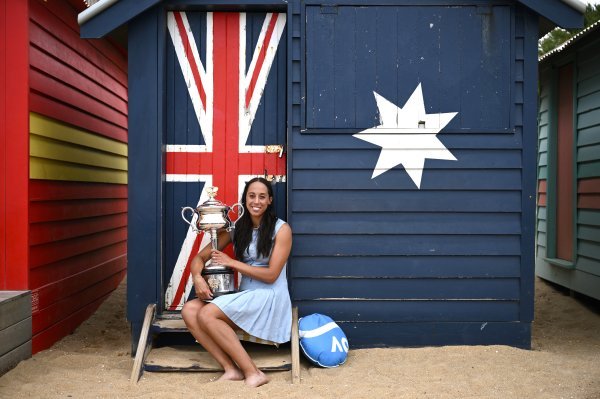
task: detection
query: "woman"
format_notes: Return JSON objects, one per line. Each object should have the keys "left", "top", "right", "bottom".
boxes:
{"left": 181, "top": 177, "right": 292, "bottom": 387}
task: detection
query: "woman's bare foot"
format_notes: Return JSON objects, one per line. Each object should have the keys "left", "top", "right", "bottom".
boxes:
{"left": 217, "top": 368, "right": 244, "bottom": 381}
{"left": 244, "top": 370, "right": 270, "bottom": 387}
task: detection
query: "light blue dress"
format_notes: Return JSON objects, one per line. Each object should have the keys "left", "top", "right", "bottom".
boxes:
{"left": 211, "top": 219, "right": 291, "bottom": 344}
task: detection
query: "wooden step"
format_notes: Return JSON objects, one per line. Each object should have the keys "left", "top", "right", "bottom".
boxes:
{"left": 152, "top": 318, "right": 187, "bottom": 333}
{"left": 145, "top": 343, "right": 292, "bottom": 372}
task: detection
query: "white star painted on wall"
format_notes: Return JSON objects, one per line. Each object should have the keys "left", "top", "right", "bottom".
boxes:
{"left": 353, "top": 84, "right": 458, "bottom": 188}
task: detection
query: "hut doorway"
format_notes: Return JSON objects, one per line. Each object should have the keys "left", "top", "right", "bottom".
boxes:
{"left": 162, "top": 10, "right": 288, "bottom": 311}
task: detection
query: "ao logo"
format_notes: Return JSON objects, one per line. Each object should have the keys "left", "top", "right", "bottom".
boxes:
{"left": 331, "top": 336, "right": 349, "bottom": 353}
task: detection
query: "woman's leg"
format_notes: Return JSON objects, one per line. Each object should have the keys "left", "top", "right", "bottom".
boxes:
{"left": 198, "top": 304, "right": 270, "bottom": 387}
{"left": 181, "top": 299, "right": 243, "bottom": 380}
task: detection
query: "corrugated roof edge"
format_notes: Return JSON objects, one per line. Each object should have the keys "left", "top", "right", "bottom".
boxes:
{"left": 539, "top": 20, "right": 600, "bottom": 62}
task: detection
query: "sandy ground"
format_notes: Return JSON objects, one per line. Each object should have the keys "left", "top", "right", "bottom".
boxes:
{"left": 1, "top": 277, "right": 599, "bottom": 399}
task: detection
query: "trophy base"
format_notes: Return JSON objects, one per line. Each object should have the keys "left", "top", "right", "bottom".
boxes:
{"left": 202, "top": 267, "right": 236, "bottom": 298}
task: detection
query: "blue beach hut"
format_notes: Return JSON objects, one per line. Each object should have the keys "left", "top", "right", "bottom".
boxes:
{"left": 77, "top": 0, "right": 584, "bottom": 352}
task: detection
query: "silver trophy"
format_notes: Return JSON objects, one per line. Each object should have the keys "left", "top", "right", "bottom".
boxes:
{"left": 181, "top": 187, "right": 244, "bottom": 297}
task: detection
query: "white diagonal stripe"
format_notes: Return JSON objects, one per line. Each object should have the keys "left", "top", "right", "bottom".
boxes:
{"left": 239, "top": 12, "right": 286, "bottom": 150}
{"left": 167, "top": 11, "right": 213, "bottom": 151}
{"left": 299, "top": 321, "right": 339, "bottom": 338}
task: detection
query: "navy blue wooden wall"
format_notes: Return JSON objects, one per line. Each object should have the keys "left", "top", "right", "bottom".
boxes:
{"left": 126, "top": 0, "right": 538, "bottom": 349}
{"left": 289, "top": 2, "right": 537, "bottom": 348}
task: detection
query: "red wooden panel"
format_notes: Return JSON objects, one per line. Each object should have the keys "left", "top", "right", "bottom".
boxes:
{"left": 30, "top": 213, "right": 127, "bottom": 245}
{"left": 578, "top": 178, "right": 600, "bottom": 194}
{"left": 30, "top": 227, "right": 127, "bottom": 268}
{"left": 30, "top": 46, "right": 127, "bottom": 114}
{"left": 29, "top": 21, "right": 127, "bottom": 101}
{"left": 29, "top": 241, "right": 126, "bottom": 288}
{"left": 29, "top": 198, "right": 127, "bottom": 223}
{"left": 0, "top": 0, "right": 6, "bottom": 288}
{"left": 30, "top": 180, "right": 128, "bottom": 201}
{"left": 32, "top": 257, "right": 126, "bottom": 327}
{"left": 578, "top": 194, "right": 600, "bottom": 209}
{"left": 33, "top": 0, "right": 127, "bottom": 74}
{"left": 538, "top": 193, "right": 547, "bottom": 207}
{"left": 538, "top": 179, "right": 547, "bottom": 206}
{"left": 31, "top": 269, "right": 125, "bottom": 353}
{"left": 30, "top": 92, "right": 128, "bottom": 143}
{"left": 2, "top": 0, "right": 29, "bottom": 290}
{"left": 556, "top": 64, "right": 574, "bottom": 261}
{"left": 578, "top": 178, "right": 600, "bottom": 209}
{"left": 30, "top": 69, "right": 127, "bottom": 128}
{"left": 538, "top": 179, "right": 547, "bottom": 194}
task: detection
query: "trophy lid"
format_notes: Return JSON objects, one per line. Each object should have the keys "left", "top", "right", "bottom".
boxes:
{"left": 197, "top": 187, "right": 228, "bottom": 211}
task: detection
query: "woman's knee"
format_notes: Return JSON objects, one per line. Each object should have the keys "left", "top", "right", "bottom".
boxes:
{"left": 197, "top": 304, "right": 221, "bottom": 326}
{"left": 181, "top": 299, "right": 202, "bottom": 321}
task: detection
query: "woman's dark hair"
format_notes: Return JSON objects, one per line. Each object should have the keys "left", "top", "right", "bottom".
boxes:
{"left": 233, "top": 177, "right": 277, "bottom": 260}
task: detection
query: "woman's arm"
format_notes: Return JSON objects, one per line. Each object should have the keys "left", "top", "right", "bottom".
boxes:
{"left": 211, "top": 224, "right": 292, "bottom": 284}
{"left": 190, "top": 229, "right": 232, "bottom": 299}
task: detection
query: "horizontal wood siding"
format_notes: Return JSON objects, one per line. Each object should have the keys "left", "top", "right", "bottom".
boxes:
{"left": 537, "top": 64, "right": 550, "bottom": 264}
{"left": 291, "top": 4, "right": 534, "bottom": 347}
{"left": 0, "top": 292, "right": 32, "bottom": 376}
{"left": 536, "top": 25, "right": 600, "bottom": 301}
{"left": 28, "top": 0, "right": 128, "bottom": 353}
{"left": 29, "top": 0, "right": 127, "bottom": 143}
{"left": 575, "top": 37, "right": 600, "bottom": 296}
{"left": 1, "top": 0, "right": 29, "bottom": 290}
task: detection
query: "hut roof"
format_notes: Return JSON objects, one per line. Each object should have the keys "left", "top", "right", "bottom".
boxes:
{"left": 78, "top": 0, "right": 585, "bottom": 40}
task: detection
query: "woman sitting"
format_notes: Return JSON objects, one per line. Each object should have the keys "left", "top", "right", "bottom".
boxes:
{"left": 181, "top": 177, "right": 292, "bottom": 387}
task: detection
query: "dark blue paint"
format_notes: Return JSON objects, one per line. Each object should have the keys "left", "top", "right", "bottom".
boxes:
{"left": 293, "top": 235, "right": 522, "bottom": 256}
{"left": 291, "top": 190, "right": 523, "bottom": 212}
{"left": 80, "top": 0, "right": 160, "bottom": 39}
{"left": 291, "top": 256, "right": 522, "bottom": 278}
{"left": 81, "top": 0, "right": 584, "bottom": 350}
{"left": 126, "top": 5, "right": 164, "bottom": 350}
{"left": 293, "top": 278, "right": 521, "bottom": 300}
{"left": 519, "top": 7, "right": 539, "bottom": 324}
{"left": 305, "top": 5, "right": 512, "bottom": 130}
{"left": 296, "top": 300, "right": 520, "bottom": 322}
{"left": 293, "top": 169, "right": 523, "bottom": 190}
{"left": 519, "top": 0, "right": 584, "bottom": 29}
{"left": 292, "top": 212, "right": 522, "bottom": 235}
{"left": 333, "top": 321, "right": 531, "bottom": 349}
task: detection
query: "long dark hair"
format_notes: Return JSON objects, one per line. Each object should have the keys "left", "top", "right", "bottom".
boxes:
{"left": 233, "top": 177, "right": 277, "bottom": 260}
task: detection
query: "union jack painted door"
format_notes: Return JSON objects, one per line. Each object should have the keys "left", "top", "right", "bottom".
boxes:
{"left": 163, "top": 11, "right": 287, "bottom": 310}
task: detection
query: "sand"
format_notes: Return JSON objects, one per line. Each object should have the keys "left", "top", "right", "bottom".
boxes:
{"left": 1, "top": 277, "right": 599, "bottom": 399}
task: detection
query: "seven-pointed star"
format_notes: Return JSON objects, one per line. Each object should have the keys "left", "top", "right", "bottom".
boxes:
{"left": 353, "top": 83, "right": 458, "bottom": 188}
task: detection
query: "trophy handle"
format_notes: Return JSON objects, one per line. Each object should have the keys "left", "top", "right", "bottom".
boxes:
{"left": 227, "top": 203, "right": 244, "bottom": 230}
{"left": 181, "top": 207, "right": 199, "bottom": 232}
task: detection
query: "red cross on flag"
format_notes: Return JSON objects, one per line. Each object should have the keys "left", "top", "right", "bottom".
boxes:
{"left": 164, "top": 11, "right": 287, "bottom": 310}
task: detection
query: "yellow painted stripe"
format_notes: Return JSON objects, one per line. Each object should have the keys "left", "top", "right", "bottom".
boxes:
{"left": 30, "top": 157, "right": 127, "bottom": 184}
{"left": 29, "top": 113, "right": 127, "bottom": 156}
{"left": 31, "top": 134, "right": 127, "bottom": 171}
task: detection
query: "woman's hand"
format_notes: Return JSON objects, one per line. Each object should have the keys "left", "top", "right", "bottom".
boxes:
{"left": 194, "top": 275, "right": 213, "bottom": 300}
{"left": 211, "top": 250, "right": 235, "bottom": 268}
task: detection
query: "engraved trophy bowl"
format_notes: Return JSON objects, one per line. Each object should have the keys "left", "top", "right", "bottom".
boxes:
{"left": 181, "top": 187, "right": 244, "bottom": 297}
